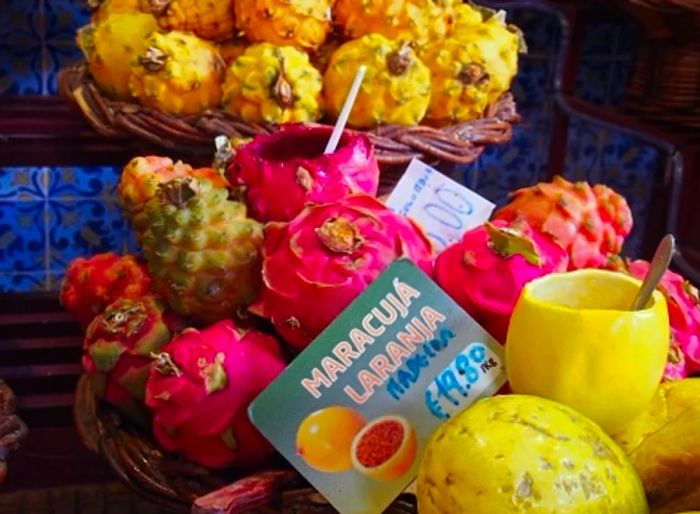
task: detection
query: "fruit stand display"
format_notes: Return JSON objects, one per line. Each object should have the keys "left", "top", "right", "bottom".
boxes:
{"left": 43, "top": 0, "right": 700, "bottom": 513}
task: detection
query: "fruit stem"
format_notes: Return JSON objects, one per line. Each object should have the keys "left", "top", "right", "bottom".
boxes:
{"left": 140, "top": 46, "right": 168, "bottom": 73}
{"left": 152, "top": 352, "right": 182, "bottom": 377}
{"left": 272, "top": 51, "right": 294, "bottom": 108}
{"left": 387, "top": 44, "right": 412, "bottom": 75}
{"left": 485, "top": 222, "right": 542, "bottom": 266}
{"left": 316, "top": 217, "right": 362, "bottom": 254}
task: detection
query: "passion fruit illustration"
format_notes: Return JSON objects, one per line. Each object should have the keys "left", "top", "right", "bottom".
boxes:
{"left": 296, "top": 406, "right": 366, "bottom": 473}
{"left": 350, "top": 414, "right": 417, "bottom": 481}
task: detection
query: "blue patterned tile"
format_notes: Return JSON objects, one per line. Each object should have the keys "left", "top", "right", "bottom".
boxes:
{"left": 580, "top": 21, "right": 621, "bottom": 57}
{"left": 47, "top": 165, "right": 121, "bottom": 198}
{"left": 0, "top": 273, "right": 47, "bottom": 293}
{"left": 576, "top": 57, "right": 615, "bottom": 105}
{"left": 564, "top": 117, "right": 659, "bottom": 259}
{"left": 507, "top": 9, "right": 560, "bottom": 57}
{"left": 0, "top": 0, "right": 43, "bottom": 43}
{"left": 48, "top": 199, "right": 126, "bottom": 272}
{"left": 45, "top": 0, "right": 91, "bottom": 42}
{"left": 0, "top": 167, "right": 48, "bottom": 200}
{"left": 512, "top": 56, "right": 552, "bottom": 108}
{"left": 456, "top": 122, "right": 552, "bottom": 206}
{"left": 0, "top": 42, "right": 44, "bottom": 95}
{"left": 0, "top": 202, "right": 47, "bottom": 273}
{"left": 47, "top": 271, "right": 64, "bottom": 291}
{"left": 44, "top": 40, "right": 84, "bottom": 95}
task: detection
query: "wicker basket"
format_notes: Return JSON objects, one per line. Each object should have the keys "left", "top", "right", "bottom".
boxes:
{"left": 57, "top": 64, "right": 520, "bottom": 169}
{"left": 0, "top": 380, "right": 28, "bottom": 485}
{"left": 74, "top": 376, "right": 418, "bottom": 513}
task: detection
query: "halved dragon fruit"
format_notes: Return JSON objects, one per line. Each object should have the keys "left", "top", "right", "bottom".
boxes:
{"left": 228, "top": 125, "right": 380, "bottom": 222}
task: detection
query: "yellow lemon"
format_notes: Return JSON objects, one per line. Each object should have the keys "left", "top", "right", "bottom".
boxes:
{"left": 506, "top": 269, "right": 669, "bottom": 435}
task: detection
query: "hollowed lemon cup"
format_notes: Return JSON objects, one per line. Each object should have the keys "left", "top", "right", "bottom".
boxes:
{"left": 506, "top": 269, "right": 669, "bottom": 435}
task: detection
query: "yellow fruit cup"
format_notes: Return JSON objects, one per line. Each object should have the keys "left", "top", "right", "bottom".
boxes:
{"left": 506, "top": 269, "right": 669, "bottom": 435}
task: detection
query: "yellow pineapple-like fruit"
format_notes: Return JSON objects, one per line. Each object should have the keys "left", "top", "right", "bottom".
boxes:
{"left": 77, "top": 12, "right": 158, "bottom": 99}
{"left": 219, "top": 37, "right": 250, "bottom": 66}
{"left": 129, "top": 30, "right": 224, "bottom": 115}
{"left": 449, "top": 2, "right": 484, "bottom": 35}
{"left": 420, "top": 12, "right": 520, "bottom": 124}
{"left": 324, "top": 34, "right": 431, "bottom": 128}
{"left": 140, "top": 0, "right": 236, "bottom": 41}
{"left": 333, "top": 0, "right": 452, "bottom": 45}
{"left": 222, "top": 43, "right": 323, "bottom": 124}
{"left": 90, "top": 0, "right": 143, "bottom": 23}
{"left": 234, "top": 0, "right": 332, "bottom": 51}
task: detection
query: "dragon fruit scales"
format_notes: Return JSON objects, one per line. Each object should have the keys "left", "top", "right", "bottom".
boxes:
{"left": 82, "top": 295, "right": 183, "bottom": 426}
{"left": 145, "top": 320, "right": 286, "bottom": 469}
{"left": 435, "top": 220, "right": 569, "bottom": 344}
{"left": 493, "top": 176, "right": 633, "bottom": 270}
{"left": 228, "top": 125, "right": 380, "bottom": 222}
{"left": 250, "top": 194, "right": 434, "bottom": 351}
{"left": 626, "top": 260, "right": 700, "bottom": 380}
{"left": 61, "top": 252, "right": 153, "bottom": 330}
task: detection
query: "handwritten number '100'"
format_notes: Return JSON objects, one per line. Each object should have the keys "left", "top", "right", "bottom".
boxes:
{"left": 424, "top": 186, "right": 474, "bottom": 247}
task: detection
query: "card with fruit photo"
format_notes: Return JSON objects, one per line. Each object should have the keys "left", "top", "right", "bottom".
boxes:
{"left": 249, "top": 259, "right": 507, "bottom": 514}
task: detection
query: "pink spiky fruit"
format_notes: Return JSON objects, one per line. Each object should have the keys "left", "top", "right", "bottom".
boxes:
{"left": 493, "top": 176, "right": 633, "bottom": 270}
{"left": 61, "top": 252, "right": 153, "bottom": 330}
{"left": 228, "top": 125, "right": 380, "bottom": 222}
{"left": 82, "top": 295, "right": 184, "bottom": 426}
{"left": 435, "top": 220, "right": 569, "bottom": 344}
{"left": 145, "top": 320, "right": 286, "bottom": 469}
{"left": 250, "top": 194, "right": 434, "bottom": 351}
{"left": 626, "top": 260, "right": 700, "bottom": 380}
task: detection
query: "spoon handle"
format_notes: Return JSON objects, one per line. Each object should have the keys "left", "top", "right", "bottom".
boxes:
{"left": 631, "top": 234, "right": 675, "bottom": 311}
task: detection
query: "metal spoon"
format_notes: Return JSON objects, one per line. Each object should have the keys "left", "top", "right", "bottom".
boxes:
{"left": 630, "top": 234, "right": 676, "bottom": 310}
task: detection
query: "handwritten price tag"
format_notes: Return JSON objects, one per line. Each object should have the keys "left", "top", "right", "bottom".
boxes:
{"left": 386, "top": 158, "right": 495, "bottom": 251}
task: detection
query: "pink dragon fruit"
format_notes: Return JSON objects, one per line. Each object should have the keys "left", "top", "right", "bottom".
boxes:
{"left": 626, "top": 260, "right": 700, "bottom": 380}
{"left": 434, "top": 220, "right": 569, "bottom": 344}
{"left": 228, "top": 125, "right": 380, "bottom": 222}
{"left": 145, "top": 320, "right": 286, "bottom": 469}
{"left": 82, "top": 295, "right": 183, "bottom": 426}
{"left": 250, "top": 194, "right": 434, "bottom": 351}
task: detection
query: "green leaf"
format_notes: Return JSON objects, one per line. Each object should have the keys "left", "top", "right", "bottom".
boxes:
{"left": 485, "top": 222, "right": 542, "bottom": 266}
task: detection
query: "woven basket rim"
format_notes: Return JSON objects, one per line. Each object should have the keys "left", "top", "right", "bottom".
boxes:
{"left": 58, "top": 63, "right": 520, "bottom": 168}
{"left": 74, "top": 375, "right": 418, "bottom": 513}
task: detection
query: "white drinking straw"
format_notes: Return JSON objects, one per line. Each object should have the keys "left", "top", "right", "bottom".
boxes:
{"left": 324, "top": 65, "right": 367, "bottom": 154}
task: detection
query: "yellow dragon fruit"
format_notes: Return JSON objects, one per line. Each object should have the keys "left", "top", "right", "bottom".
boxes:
{"left": 222, "top": 43, "right": 323, "bottom": 124}
{"left": 324, "top": 34, "right": 431, "bottom": 128}
{"left": 77, "top": 12, "right": 158, "bottom": 99}
{"left": 333, "top": 0, "right": 452, "bottom": 45}
{"left": 234, "top": 0, "right": 332, "bottom": 51}
{"left": 140, "top": 0, "right": 236, "bottom": 41}
{"left": 129, "top": 30, "right": 225, "bottom": 115}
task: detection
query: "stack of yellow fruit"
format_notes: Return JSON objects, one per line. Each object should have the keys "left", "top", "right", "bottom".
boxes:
{"left": 78, "top": 0, "right": 524, "bottom": 126}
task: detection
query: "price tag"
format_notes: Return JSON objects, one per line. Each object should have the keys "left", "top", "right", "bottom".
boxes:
{"left": 385, "top": 158, "right": 495, "bottom": 251}
{"left": 249, "top": 261, "right": 507, "bottom": 514}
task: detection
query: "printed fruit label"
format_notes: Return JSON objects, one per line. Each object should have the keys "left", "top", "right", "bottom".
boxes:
{"left": 385, "top": 158, "right": 495, "bottom": 252}
{"left": 249, "top": 260, "right": 507, "bottom": 514}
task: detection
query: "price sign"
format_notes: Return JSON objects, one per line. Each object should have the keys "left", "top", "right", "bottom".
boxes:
{"left": 385, "top": 159, "right": 495, "bottom": 251}
{"left": 249, "top": 261, "right": 506, "bottom": 514}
